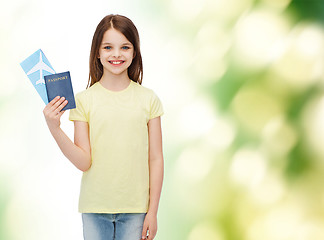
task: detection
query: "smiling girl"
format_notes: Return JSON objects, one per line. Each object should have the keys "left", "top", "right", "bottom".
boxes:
{"left": 43, "top": 14, "right": 164, "bottom": 240}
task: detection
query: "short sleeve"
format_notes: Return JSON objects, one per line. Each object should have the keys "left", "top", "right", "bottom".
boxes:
{"left": 149, "top": 91, "right": 164, "bottom": 120}
{"left": 69, "top": 92, "right": 89, "bottom": 122}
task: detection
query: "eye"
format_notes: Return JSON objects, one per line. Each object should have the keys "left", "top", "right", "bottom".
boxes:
{"left": 122, "top": 46, "right": 130, "bottom": 50}
{"left": 104, "top": 46, "right": 112, "bottom": 50}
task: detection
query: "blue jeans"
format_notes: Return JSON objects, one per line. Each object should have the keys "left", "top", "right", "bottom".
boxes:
{"left": 82, "top": 213, "right": 146, "bottom": 240}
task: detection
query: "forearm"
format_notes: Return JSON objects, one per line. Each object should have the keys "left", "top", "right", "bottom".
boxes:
{"left": 148, "top": 157, "right": 164, "bottom": 216}
{"left": 49, "top": 127, "right": 91, "bottom": 172}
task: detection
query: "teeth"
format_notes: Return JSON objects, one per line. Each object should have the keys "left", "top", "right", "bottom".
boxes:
{"left": 111, "top": 61, "right": 123, "bottom": 64}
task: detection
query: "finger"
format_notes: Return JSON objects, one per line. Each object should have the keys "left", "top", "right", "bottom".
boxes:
{"left": 51, "top": 97, "right": 66, "bottom": 112}
{"left": 147, "top": 230, "right": 153, "bottom": 240}
{"left": 49, "top": 97, "right": 64, "bottom": 112}
{"left": 55, "top": 100, "right": 68, "bottom": 114}
{"left": 49, "top": 96, "right": 61, "bottom": 106}
{"left": 43, "top": 96, "right": 60, "bottom": 113}
{"left": 141, "top": 225, "right": 148, "bottom": 239}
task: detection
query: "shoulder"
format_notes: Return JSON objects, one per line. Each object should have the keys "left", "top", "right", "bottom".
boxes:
{"left": 73, "top": 83, "right": 101, "bottom": 112}
{"left": 132, "top": 81, "right": 158, "bottom": 99}
{"left": 132, "top": 81, "right": 164, "bottom": 118}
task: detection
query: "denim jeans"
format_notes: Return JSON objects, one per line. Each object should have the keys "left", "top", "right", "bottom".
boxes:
{"left": 82, "top": 213, "right": 146, "bottom": 240}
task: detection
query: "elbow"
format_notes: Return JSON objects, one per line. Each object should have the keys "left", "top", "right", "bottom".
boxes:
{"left": 80, "top": 164, "right": 91, "bottom": 172}
{"left": 79, "top": 157, "right": 92, "bottom": 172}
{"left": 80, "top": 165, "right": 91, "bottom": 172}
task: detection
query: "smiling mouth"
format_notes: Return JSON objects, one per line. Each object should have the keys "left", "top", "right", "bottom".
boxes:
{"left": 109, "top": 61, "right": 125, "bottom": 65}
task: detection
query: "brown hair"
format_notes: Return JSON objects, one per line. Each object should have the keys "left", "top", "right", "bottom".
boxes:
{"left": 87, "top": 14, "right": 143, "bottom": 88}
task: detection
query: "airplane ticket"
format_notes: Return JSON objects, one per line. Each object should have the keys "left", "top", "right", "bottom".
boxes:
{"left": 20, "top": 49, "right": 56, "bottom": 104}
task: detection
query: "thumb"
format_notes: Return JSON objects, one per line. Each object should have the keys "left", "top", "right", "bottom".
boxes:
{"left": 141, "top": 224, "right": 148, "bottom": 239}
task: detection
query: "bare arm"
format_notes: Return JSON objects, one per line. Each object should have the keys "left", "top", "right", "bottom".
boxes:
{"left": 43, "top": 96, "right": 91, "bottom": 172}
{"left": 142, "top": 116, "right": 164, "bottom": 240}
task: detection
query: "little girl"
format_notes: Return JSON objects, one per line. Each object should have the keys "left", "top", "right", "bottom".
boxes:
{"left": 43, "top": 14, "right": 164, "bottom": 240}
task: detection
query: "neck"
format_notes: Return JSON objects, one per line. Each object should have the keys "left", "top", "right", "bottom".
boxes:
{"left": 99, "top": 71, "right": 131, "bottom": 91}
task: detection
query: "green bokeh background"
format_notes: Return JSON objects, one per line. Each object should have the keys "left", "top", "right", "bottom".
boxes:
{"left": 1, "top": 0, "right": 324, "bottom": 239}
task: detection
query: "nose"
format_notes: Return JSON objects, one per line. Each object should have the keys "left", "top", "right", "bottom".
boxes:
{"left": 112, "top": 49, "right": 121, "bottom": 58}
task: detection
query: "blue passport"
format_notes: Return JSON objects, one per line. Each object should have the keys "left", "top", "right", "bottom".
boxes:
{"left": 44, "top": 71, "right": 76, "bottom": 111}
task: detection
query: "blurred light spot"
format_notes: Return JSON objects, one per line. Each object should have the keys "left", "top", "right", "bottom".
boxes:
{"left": 188, "top": 221, "right": 224, "bottom": 240}
{"left": 297, "top": 25, "right": 324, "bottom": 57}
{"left": 204, "top": 116, "right": 236, "bottom": 151}
{"left": 261, "top": 0, "right": 291, "bottom": 10}
{"left": 177, "top": 97, "right": 217, "bottom": 140}
{"left": 194, "top": 21, "right": 230, "bottom": 83}
{"left": 248, "top": 204, "right": 303, "bottom": 240}
{"left": 233, "top": 9, "right": 289, "bottom": 69}
{"left": 261, "top": 116, "right": 298, "bottom": 156}
{"left": 6, "top": 187, "right": 46, "bottom": 240}
{"left": 302, "top": 95, "right": 324, "bottom": 157}
{"left": 163, "top": 38, "right": 193, "bottom": 69}
{"left": 272, "top": 23, "right": 324, "bottom": 90}
{"left": 204, "top": 0, "right": 253, "bottom": 21}
{"left": 250, "top": 172, "right": 285, "bottom": 206}
{"left": 230, "top": 148, "right": 267, "bottom": 188}
{"left": 175, "top": 145, "right": 215, "bottom": 182}
{"left": 170, "top": 0, "right": 205, "bottom": 21}
{"left": 158, "top": 77, "right": 196, "bottom": 127}
{"left": 194, "top": 47, "right": 227, "bottom": 83}
{"left": 231, "top": 86, "right": 283, "bottom": 133}
{"left": 263, "top": 205, "right": 303, "bottom": 239}
{"left": 295, "top": 222, "right": 324, "bottom": 240}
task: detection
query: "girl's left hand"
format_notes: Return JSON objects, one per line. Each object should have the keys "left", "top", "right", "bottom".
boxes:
{"left": 141, "top": 212, "right": 157, "bottom": 240}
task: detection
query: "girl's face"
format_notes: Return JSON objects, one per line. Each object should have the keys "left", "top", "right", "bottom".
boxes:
{"left": 98, "top": 28, "right": 135, "bottom": 78}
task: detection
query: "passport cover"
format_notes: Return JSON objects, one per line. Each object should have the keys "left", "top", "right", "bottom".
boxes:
{"left": 44, "top": 71, "right": 76, "bottom": 111}
{"left": 20, "top": 49, "right": 56, "bottom": 104}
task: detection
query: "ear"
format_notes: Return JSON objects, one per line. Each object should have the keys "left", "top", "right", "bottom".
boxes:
{"left": 133, "top": 51, "right": 136, "bottom": 59}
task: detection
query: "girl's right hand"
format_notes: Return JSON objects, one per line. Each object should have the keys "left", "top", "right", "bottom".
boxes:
{"left": 43, "top": 96, "right": 68, "bottom": 131}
